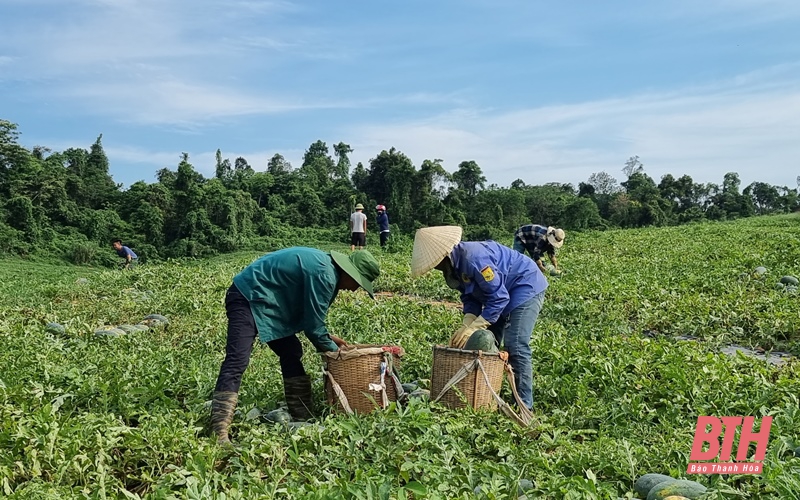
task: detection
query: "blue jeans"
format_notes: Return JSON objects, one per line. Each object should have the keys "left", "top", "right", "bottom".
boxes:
{"left": 489, "top": 291, "right": 545, "bottom": 409}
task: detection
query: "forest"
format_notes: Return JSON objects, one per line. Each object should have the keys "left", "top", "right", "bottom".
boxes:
{"left": 1, "top": 119, "right": 798, "bottom": 265}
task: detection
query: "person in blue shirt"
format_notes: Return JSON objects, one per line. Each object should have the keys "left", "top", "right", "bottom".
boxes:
{"left": 111, "top": 239, "right": 138, "bottom": 269}
{"left": 411, "top": 226, "right": 547, "bottom": 409}
{"left": 211, "top": 247, "right": 380, "bottom": 445}
{"left": 376, "top": 204, "right": 390, "bottom": 247}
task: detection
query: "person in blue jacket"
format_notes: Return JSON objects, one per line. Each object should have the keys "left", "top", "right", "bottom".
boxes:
{"left": 411, "top": 226, "right": 547, "bottom": 409}
{"left": 376, "top": 204, "right": 390, "bottom": 247}
{"left": 211, "top": 247, "right": 380, "bottom": 444}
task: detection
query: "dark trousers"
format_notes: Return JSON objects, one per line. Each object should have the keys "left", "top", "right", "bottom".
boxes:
{"left": 380, "top": 231, "right": 389, "bottom": 247}
{"left": 214, "top": 284, "right": 306, "bottom": 393}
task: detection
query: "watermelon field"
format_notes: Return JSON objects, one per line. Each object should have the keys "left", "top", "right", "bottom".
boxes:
{"left": 1, "top": 215, "right": 800, "bottom": 499}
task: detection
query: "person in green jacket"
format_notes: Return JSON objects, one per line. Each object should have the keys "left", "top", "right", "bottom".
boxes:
{"left": 211, "top": 247, "right": 380, "bottom": 445}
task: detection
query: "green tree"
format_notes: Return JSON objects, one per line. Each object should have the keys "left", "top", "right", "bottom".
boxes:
{"left": 452, "top": 160, "right": 486, "bottom": 197}
{"left": 333, "top": 142, "right": 353, "bottom": 181}
{"left": 84, "top": 135, "right": 119, "bottom": 209}
{"left": 743, "top": 182, "right": 780, "bottom": 215}
{"left": 267, "top": 153, "right": 292, "bottom": 176}
{"left": 215, "top": 149, "right": 232, "bottom": 184}
{"left": 300, "top": 140, "right": 334, "bottom": 189}
{"left": 587, "top": 171, "right": 619, "bottom": 195}
{"left": 351, "top": 161, "right": 368, "bottom": 192}
{"left": 622, "top": 155, "right": 644, "bottom": 178}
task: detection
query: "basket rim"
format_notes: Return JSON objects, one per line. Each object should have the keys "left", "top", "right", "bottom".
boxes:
{"left": 433, "top": 344, "right": 502, "bottom": 357}
{"left": 321, "top": 343, "right": 405, "bottom": 359}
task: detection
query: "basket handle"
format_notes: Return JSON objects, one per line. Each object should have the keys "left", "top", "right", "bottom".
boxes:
{"left": 475, "top": 360, "right": 533, "bottom": 427}
{"left": 502, "top": 363, "right": 534, "bottom": 425}
{"left": 323, "top": 367, "right": 354, "bottom": 415}
{"left": 431, "top": 356, "right": 533, "bottom": 427}
{"left": 387, "top": 352, "right": 406, "bottom": 401}
{"left": 372, "top": 351, "right": 405, "bottom": 408}
{"left": 431, "top": 358, "right": 479, "bottom": 403}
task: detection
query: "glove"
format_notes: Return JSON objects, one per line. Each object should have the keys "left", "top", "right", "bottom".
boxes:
{"left": 448, "top": 313, "right": 476, "bottom": 348}
{"left": 450, "top": 315, "right": 491, "bottom": 349}
{"left": 461, "top": 313, "right": 477, "bottom": 327}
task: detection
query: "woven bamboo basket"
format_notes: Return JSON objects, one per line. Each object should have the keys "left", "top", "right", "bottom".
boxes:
{"left": 322, "top": 344, "right": 404, "bottom": 414}
{"left": 430, "top": 345, "right": 505, "bottom": 410}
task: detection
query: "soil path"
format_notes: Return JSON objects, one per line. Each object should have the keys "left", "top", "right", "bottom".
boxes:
{"left": 375, "top": 291, "right": 461, "bottom": 309}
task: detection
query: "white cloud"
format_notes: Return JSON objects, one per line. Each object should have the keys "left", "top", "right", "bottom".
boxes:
{"left": 346, "top": 67, "right": 800, "bottom": 188}
{"left": 61, "top": 78, "right": 341, "bottom": 126}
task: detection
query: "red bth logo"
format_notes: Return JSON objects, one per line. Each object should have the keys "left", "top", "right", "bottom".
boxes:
{"left": 687, "top": 416, "right": 772, "bottom": 475}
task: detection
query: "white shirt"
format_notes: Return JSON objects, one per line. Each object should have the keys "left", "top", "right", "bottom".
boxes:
{"left": 350, "top": 211, "right": 367, "bottom": 233}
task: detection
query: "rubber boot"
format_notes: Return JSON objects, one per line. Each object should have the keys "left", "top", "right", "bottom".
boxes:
{"left": 284, "top": 375, "right": 314, "bottom": 420}
{"left": 211, "top": 391, "right": 238, "bottom": 445}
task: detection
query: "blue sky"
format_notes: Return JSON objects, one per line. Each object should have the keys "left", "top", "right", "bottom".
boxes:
{"left": 1, "top": 0, "right": 799, "bottom": 190}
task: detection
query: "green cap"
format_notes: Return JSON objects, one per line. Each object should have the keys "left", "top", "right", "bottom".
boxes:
{"left": 330, "top": 250, "right": 380, "bottom": 297}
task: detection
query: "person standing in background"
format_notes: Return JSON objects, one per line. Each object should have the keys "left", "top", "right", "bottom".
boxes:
{"left": 376, "top": 205, "right": 390, "bottom": 248}
{"left": 349, "top": 204, "right": 367, "bottom": 251}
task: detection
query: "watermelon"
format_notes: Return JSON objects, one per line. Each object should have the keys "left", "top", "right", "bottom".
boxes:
{"left": 517, "top": 479, "right": 534, "bottom": 495}
{"left": 634, "top": 474, "right": 673, "bottom": 497}
{"left": 245, "top": 407, "right": 262, "bottom": 421}
{"left": 143, "top": 314, "right": 169, "bottom": 325}
{"left": 116, "top": 325, "right": 139, "bottom": 334}
{"left": 754, "top": 266, "right": 767, "bottom": 275}
{"left": 794, "top": 445, "right": 800, "bottom": 457}
{"left": 133, "top": 324, "right": 150, "bottom": 332}
{"left": 780, "top": 275, "right": 799, "bottom": 286}
{"left": 463, "top": 329, "right": 498, "bottom": 352}
{"left": 46, "top": 322, "right": 66, "bottom": 335}
{"left": 408, "top": 389, "right": 430, "bottom": 401}
{"left": 647, "top": 480, "right": 706, "bottom": 500}
{"left": 264, "top": 408, "right": 292, "bottom": 424}
{"left": 286, "top": 421, "right": 315, "bottom": 433}
{"left": 94, "top": 328, "right": 126, "bottom": 337}
{"left": 401, "top": 382, "right": 418, "bottom": 393}
{"left": 661, "top": 497, "right": 690, "bottom": 500}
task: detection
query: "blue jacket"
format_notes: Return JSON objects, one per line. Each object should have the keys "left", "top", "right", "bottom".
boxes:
{"left": 450, "top": 241, "right": 547, "bottom": 324}
{"left": 377, "top": 212, "right": 389, "bottom": 232}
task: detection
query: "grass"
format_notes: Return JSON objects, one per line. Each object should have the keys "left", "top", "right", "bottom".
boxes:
{"left": 0, "top": 215, "right": 799, "bottom": 499}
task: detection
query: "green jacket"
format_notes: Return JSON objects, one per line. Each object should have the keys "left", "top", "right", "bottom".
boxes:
{"left": 233, "top": 247, "right": 340, "bottom": 352}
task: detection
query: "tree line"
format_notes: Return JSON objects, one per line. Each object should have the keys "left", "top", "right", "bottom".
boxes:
{"left": 1, "top": 119, "right": 798, "bottom": 265}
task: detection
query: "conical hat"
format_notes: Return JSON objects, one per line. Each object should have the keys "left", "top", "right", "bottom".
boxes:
{"left": 546, "top": 227, "right": 565, "bottom": 248}
{"left": 411, "top": 226, "right": 463, "bottom": 277}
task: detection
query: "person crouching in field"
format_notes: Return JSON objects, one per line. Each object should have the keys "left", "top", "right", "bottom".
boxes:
{"left": 211, "top": 247, "right": 380, "bottom": 445}
{"left": 111, "top": 239, "right": 138, "bottom": 269}
{"left": 512, "top": 224, "right": 565, "bottom": 276}
{"left": 411, "top": 226, "right": 548, "bottom": 410}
